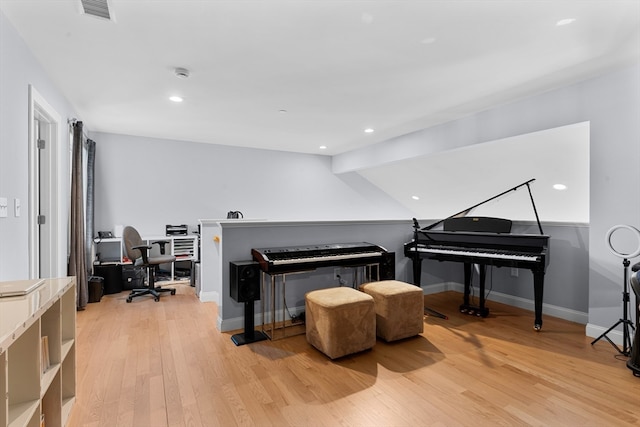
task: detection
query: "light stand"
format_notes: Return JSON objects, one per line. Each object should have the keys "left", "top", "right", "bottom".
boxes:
{"left": 591, "top": 225, "right": 640, "bottom": 356}
{"left": 590, "top": 257, "right": 634, "bottom": 355}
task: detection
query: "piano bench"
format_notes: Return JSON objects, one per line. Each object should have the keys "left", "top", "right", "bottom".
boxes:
{"left": 305, "top": 287, "right": 376, "bottom": 360}
{"left": 360, "top": 280, "right": 424, "bottom": 342}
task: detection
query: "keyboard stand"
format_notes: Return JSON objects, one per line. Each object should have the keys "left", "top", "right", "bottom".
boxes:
{"left": 260, "top": 264, "right": 381, "bottom": 340}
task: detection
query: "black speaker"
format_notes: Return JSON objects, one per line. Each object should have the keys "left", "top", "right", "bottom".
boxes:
{"left": 379, "top": 252, "right": 396, "bottom": 280}
{"left": 230, "top": 261, "right": 261, "bottom": 302}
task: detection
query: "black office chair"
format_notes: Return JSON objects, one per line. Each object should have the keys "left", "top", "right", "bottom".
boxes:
{"left": 123, "top": 226, "right": 176, "bottom": 302}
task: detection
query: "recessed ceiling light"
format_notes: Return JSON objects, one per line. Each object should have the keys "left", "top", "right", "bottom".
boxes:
{"left": 319, "top": 145, "right": 327, "bottom": 150}
{"left": 364, "top": 128, "right": 375, "bottom": 133}
{"left": 556, "top": 18, "right": 575, "bottom": 26}
{"left": 553, "top": 184, "right": 567, "bottom": 190}
{"left": 169, "top": 96, "right": 183, "bottom": 103}
{"left": 420, "top": 37, "right": 436, "bottom": 44}
{"left": 412, "top": 195, "right": 420, "bottom": 200}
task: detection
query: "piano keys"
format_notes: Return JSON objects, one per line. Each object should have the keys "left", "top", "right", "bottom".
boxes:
{"left": 251, "top": 242, "right": 388, "bottom": 275}
{"left": 405, "top": 179, "right": 550, "bottom": 330}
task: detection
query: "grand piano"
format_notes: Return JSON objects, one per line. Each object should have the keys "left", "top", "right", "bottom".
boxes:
{"left": 404, "top": 179, "right": 550, "bottom": 330}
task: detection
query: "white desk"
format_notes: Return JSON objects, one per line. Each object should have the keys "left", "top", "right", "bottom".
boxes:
{"left": 94, "top": 234, "right": 199, "bottom": 281}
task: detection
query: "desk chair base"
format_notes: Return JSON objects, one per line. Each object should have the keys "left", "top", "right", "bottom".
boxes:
{"left": 126, "top": 285, "right": 176, "bottom": 302}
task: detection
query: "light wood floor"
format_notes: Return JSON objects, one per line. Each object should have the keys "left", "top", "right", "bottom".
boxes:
{"left": 68, "top": 283, "right": 640, "bottom": 427}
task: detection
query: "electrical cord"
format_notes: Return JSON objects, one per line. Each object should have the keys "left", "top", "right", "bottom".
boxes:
{"left": 283, "top": 295, "right": 305, "bottom": 324}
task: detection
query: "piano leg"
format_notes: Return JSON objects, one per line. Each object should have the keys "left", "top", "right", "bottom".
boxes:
{"left": 460, "top": 263, "right": 490, "bottom": 317}
{"left": 532, "top": 269, "right": 544, "bottom": 331}
{"left": 412, "top": 255, "right": 422, "bottom": 286}
{"left": 478, "top": 264, "right": 489, "bottom": 317}
{"left": 411, "top": 253, "right": 448, "bottom": 319}
{"left": 462, "top": 263, "right": 471, "bottom": 309}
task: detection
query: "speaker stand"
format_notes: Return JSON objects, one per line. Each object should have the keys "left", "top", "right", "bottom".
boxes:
{"left": 231, "top": 299, "right": 268, "bottom": 346}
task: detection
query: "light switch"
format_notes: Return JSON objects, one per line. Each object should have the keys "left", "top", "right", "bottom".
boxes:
{"left": 14, "top": 198, "right": 20, "bottom": 217}
{"left": 0, "top": 197, "right": 7, "bottom": 218}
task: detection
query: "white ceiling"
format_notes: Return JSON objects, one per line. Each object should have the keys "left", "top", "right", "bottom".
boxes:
{"left": 1, "top": 0, "right": 639, "bottom": 156}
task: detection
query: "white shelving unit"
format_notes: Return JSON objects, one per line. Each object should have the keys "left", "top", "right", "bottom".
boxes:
{"left": 0, "top": 277, "right": 76, "bottom": 427}
{"left": 94, "top": 235, "right": 199, "bottom": 281}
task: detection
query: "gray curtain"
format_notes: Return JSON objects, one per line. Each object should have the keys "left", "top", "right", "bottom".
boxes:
{"left": 69, "top": 121, "right": 88, "bottom": 309}
{"left": 85, "top": 139, "right": 96, "bottom": 272}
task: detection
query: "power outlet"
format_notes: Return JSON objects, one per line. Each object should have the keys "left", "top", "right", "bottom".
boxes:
{"left": 334, "top": 268, "right": 341, "bottom": 280}
{"left": 511, "top": 268, "right": 519, "bottom": 277}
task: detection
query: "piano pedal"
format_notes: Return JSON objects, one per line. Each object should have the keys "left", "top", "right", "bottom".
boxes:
{"left": 459, "top": 304, "right": 489, "bottom": 318}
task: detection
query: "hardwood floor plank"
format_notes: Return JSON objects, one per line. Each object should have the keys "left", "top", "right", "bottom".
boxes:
{"left": 68, "top": 286, "right": 640, "bottom": 426}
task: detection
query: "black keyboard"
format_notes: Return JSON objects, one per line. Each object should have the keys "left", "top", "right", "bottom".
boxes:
{"left": 252, "top": 242, "right": 387, "bottom": 274}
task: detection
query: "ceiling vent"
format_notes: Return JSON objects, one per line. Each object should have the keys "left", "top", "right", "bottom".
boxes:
{"left": 80, "top": 0, "right": 113, "bottom": 21}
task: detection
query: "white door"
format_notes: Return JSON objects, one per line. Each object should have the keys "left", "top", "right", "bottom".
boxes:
{"left": 36, "top": 118, "right": 52, "bottom": 277}
{"left": 29, "top": 86, "right": 61, "bottom": 279}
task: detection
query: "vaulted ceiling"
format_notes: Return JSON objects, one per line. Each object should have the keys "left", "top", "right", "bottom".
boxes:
{"left": 2, "top": 0, "right": 639, "bottom": 156}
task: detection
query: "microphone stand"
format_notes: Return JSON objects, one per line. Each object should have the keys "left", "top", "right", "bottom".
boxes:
{"left": 413, "top": 219, "right": 448, "bottom": 320}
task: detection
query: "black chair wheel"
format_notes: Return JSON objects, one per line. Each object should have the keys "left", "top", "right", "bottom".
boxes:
{"left": 171, "top": 289, "right": 176, "bottom": 295}
{"left": 155, "top": 297, "right": 160, "bottom": 302}
{"left": 126, "top": 297, "right": 132, "bottom": 303}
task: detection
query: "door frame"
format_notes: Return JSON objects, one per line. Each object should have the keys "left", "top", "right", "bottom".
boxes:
{"left": 28, "top": 85, "right": 65, "bottom": 279}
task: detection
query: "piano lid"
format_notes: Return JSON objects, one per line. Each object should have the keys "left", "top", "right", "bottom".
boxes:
{"left": 419, "top": 178, "right": 544, "bottom": 235}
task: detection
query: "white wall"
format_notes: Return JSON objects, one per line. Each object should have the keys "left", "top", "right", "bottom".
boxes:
{"left": 90, "top": 132, "right": 413, "bottom": 236}
{"left": 0, "top": 12, "right": 77, "bottom": 281}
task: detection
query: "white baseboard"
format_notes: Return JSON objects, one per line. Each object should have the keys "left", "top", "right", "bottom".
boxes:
{"left": 219, "top": 305, "right": 305, "bottom": 332}
{"left": 198, "top": 290, "right": 218, "bottom": 303}
{"left": 218, "top": 283, "right": 592, "bottom": 333}
{"left": 422, "top": 282, "right": 589, "bottom": 325}
{"left": 586, "top": 323, "right": 626, "bottom": 346}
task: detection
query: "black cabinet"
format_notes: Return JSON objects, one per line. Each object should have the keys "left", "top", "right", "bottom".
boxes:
{"left": 93, "top": 264, "right": 123, "bottom": 294}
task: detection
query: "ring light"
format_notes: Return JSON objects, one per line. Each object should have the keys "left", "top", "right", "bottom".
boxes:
{"left": 606, "top": 224, "right": 640, "bottom": 259}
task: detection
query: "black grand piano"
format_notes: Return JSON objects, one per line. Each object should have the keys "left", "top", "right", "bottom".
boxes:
{"left": 404, "top": 179, "right": 550, "bottom": 330}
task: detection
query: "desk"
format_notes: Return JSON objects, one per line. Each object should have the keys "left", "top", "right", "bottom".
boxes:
{"left": 93, "top": 234, "right": 199, "bottom": 282}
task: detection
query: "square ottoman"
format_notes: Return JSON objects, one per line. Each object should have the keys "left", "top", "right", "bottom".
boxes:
{"left": 360, "top": 280, "right": 424, "bottom": 342}
{"left": 305, "top": 287, "right": 376, "bottom": 359}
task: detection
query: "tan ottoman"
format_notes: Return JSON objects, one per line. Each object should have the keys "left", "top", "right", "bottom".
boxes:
{"left": 360, "top": 280, "right": 424, "bottom": 342}
{"left": 305, "top": 287, "right": 376, "bottom": 359}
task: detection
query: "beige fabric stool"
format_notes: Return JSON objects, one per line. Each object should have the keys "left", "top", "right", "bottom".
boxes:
{"left": 305, "top": 287, "right": 376, "bottom": 359}
{"left": 360, "top": 280, "right": 424, "bottom": 342}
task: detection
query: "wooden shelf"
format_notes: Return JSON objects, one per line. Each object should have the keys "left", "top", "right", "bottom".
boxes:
{"left": 0, "top": 277, "right": 76, "bottom": 427}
